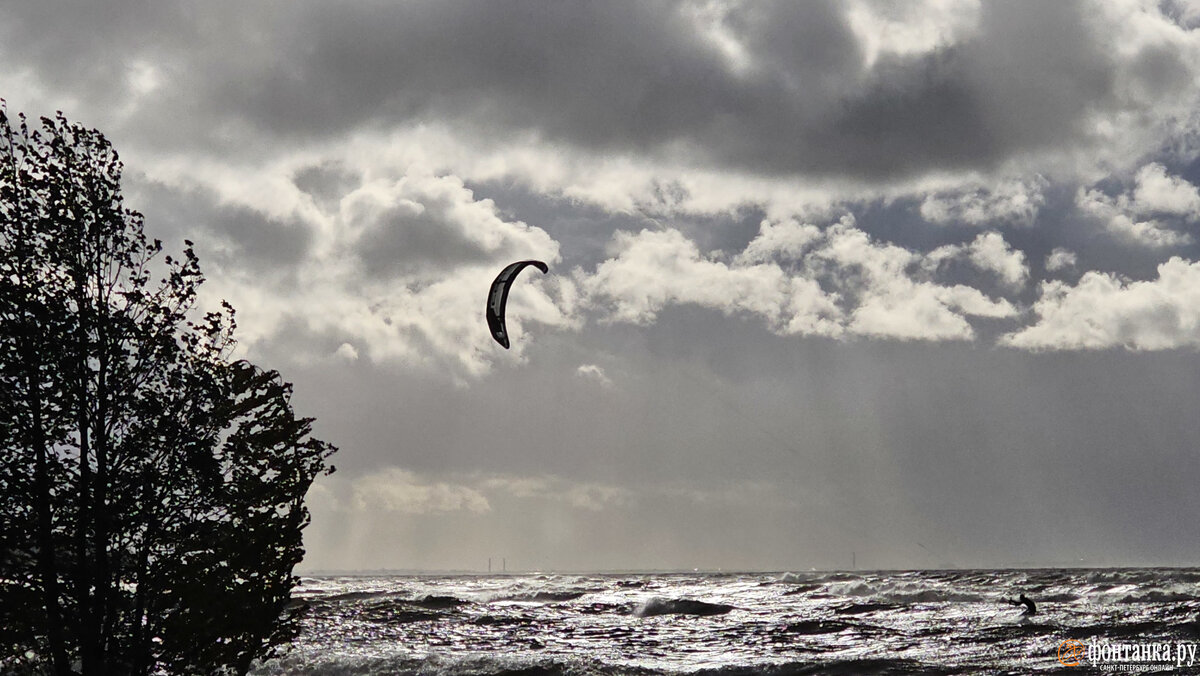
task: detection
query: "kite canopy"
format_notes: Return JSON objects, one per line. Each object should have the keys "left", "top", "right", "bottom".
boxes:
{"left": 486, "top": 260, "right": 548, "bottom": 348}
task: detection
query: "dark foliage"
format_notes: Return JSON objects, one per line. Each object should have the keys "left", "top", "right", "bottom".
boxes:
{"left": 0, "top": 103, "right": 336, "bottom": 674}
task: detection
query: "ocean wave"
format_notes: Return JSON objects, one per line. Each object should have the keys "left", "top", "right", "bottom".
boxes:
{"left": 357, "top": 606, "right": 440, "bottom": 624}
{"left": 978, "top": 622, "right": 1060, "bottom": 640}
{"left": 687, "top": 658, "right": 953, "bottom": 676}
{"left": 253, "top": 653, "right": 625, "bottom": 676}
{"left": 576, "top": 601, "right": 629, "bottom": 615}
{"left": 414, "top": 594, "right": 469, "bottom": 609}
{"left": 1064, "top": 620, "right": 1172, "bottom": 639}
{"left": 780, "top": 619, "right": 854, "bottom": 635}
{"left": 492, "top": 591, "right": 589, "bottom": 603}
{"left": 260, "top": 569, "right": 1194, "bottom": 674}
{"left": 1079, "top": 568, "right": 1195, "bottom": 586}
{"left": 634, "top": 597, "right": 735, "bottom": 617}
{"left": 322, "top": 590, "right": 395, "bottom": 602}
{"left": 1036, "top": 592, "right": 1079, "bottom": 603}
{"left": 833, "top": 601, "right": 899, "bottom": 615}
{"left": 257, "top": 652, "right": 951, "bottom": 676}
{"left": 300, "top": 593, "right": 469, "bottom": 624}
{"left": 781, "top": 583, "right": 821, "bottom": 596}
{"left": 508, "top": 593, "right": 588, "bottom": 602}
{"left": 472, "top": 614, "right": 534, "bottom": 627}
{"left": 823, "top": 580, "right": 984, "bottom": 604}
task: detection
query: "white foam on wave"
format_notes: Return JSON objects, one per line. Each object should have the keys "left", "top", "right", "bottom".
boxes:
{"left": 254, "top": 650, "right": 612, "bottom": 676}
{"left": 824, "top": 579, "right": 985, "bottom": 604}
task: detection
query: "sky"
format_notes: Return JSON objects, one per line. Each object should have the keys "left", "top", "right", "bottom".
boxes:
{"left": 5, "top": 0, "right": 1200, "bottom": 572}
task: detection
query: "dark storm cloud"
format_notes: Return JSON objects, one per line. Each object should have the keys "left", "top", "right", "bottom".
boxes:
{"left": 293, "top": 162, "right": 360, "bottom": 212}
{"left": 4, "top": 0, "right": 1182, "bottom": 180}
{"left": 725, "top": 1, "right": 1115, "bottom": 176}
{"left": 210, "top": 1, "right": 1179, "bottom": 178}
{"left": 354, "top": 199, "right": 493, "bottom": 278}
{"left": 199, "top": 0, "right": 964, "bottom": 178}
{"left": 0, "top": 2, "right": 192, "bottom": 92}
{"left": 128, "top": 176, "right": 314, "bottom": 269}
{"left": 220, "top": 0, "right": 763, "bottom": 146}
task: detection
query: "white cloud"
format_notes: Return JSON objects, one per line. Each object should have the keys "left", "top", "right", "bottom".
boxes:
{"left": 1111, "top": 214, "right": 1190, "bottom": 248}
{"left": 849, "top": 287, "right": 975, "bottom": 340}
{"left": 845, "top": 0, "right": 983, "bottom": 70}
{"left": 782, "top": 276, "right": 847, "bottom": 336}
{"left": 813, "top": 224, "right": 975, "bottom": 340}
{"left": 580, "top": 227, "right": 844, "bottom": 337}
{"left": 1002, "top": 257, "right": 1200, "bottom": 350}
{"left": 1045, "top": 248, "right": 1078, "bottom": 272}
{"left": 814, "top": 222, "right": 1017, "bottom": 341}
{"left": 576, "top": 364, "right": 614, "bottom": 388}
{"left": 1132, "top": 163, "right": 1200, "bottom": 216}
{"left": 561, "top": 484, "right": 635, "bottom": 511}
{"left": 581, "top": 218, "right": 1019, "bottom": 344}
{"left": 125, "top": 60, "right": 163, "bottom": 97}
{"left": 1076, "top": 163, "right": 1200, "bottom": 249}
{"left": 966, "top": 232, "right": 1029, "bottom": 289}
{"left": 336, "top": 468, "right": 811, "bottom": 519}
{"left": 168, "top": 163, "right": 573, "bottom": 379}
{"left": 333, "top": 342, "right": 359, "bottom": 361}
{"left": 327, "top": 471, "right": 638, "bottom": 514}
{"left": 351, "top": 467, "right": 491, "bottom": 515}
{"left": 919, "top": 176, "right": 1048, "bottom": 227}
{"left": 925, "top": 231, "right": 1029, "bottom": 289}
{"left": 477, "top": 475, "right": 634, "bottom": 511}
{"left": 1077, "top": 186, "right": 1191, "bottom": 248}
{"left": 736, "top": 218, "right": 823, "bottom": 264}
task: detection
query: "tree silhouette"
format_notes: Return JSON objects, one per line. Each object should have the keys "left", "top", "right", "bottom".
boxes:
{"left": 0, "top": 104, "right": 336, "bottom": 675}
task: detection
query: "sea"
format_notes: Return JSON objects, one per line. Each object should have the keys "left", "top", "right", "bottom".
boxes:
{"left": 249, "top": 568, "right": 1200, "bottom": 675}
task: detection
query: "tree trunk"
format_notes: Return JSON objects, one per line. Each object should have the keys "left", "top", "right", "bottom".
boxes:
{"left": 24, "top": 345, "right": 72, "bottom": 676}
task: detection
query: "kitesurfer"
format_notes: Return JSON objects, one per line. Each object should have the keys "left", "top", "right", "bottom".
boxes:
{"left": 1006, "top": 593, "right": 1036, "bottom": 615}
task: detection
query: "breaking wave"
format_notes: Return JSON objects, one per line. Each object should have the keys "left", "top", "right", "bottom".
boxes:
{"left": 634, "top": 597, "right": 735, "bottom": 617}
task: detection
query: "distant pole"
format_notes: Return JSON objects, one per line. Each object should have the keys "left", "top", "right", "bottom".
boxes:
{"left": 852, "top": 552, "right": 856, "bottom": 570}
{"left": 488, "top": 557, "right": 492, "bottom": 573}
{"left": 502, "top": 557, "right": 506, "bottom": 573}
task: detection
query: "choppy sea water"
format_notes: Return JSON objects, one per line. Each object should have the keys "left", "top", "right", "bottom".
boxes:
{"left": 250, "top": 568, "right": 1200, "bottom": 675}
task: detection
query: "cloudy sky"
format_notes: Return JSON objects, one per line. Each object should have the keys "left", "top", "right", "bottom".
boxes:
{"left": 6, "top": 0, "right": 1200, "bottom": 572}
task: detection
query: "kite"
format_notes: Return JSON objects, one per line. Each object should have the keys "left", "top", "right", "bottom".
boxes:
{"left": 485, "top": 260, "right": 548, "bottom": 348}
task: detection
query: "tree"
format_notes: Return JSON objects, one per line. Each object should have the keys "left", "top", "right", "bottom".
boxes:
{"left": 0, "top": 103, "right": 336, "bottom": 675}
